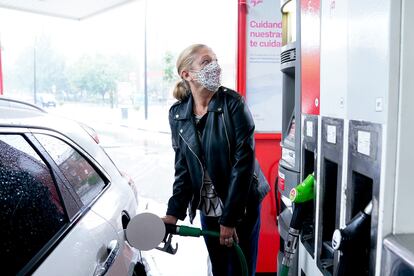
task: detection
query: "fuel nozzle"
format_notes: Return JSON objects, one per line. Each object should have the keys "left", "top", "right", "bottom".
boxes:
{"left": 289, "top": 173, "right": 315, "bottom": 203}
{"left": 332, "top": 200, "right": 372, "bottom": 251}
{"left": 165, "top": 223, "right": 219, "bottom": 238}
{"left": 280, "top": 174, "right": 315, "bottom": 276}
{"left": 157, "top": 224, "right": 210, "bottom": 255}
{"left": 331, "top": 201, "right": 373, "bottom": 276}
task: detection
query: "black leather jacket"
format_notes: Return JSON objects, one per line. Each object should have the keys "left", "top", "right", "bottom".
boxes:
{"left": 166, "top": 86, "right": 270, "bottom": 227}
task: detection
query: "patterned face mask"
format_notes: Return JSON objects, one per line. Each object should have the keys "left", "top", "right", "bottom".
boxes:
{"left": 193, "top": 60, "right": 222, "bottom": 92}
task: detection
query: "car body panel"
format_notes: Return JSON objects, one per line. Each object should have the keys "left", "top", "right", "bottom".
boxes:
{"left": 33, "top": 209, "right": 128, "bottom": 276}
{"left": 0, "top": 99, "right": 147, "bottom": 276}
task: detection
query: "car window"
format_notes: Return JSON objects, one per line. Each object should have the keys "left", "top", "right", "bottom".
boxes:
{"left": 34, "top": 134, "right": 106, "bottom": 205}
{"left": 0, "top": 134, "right": 68, "bottom": 275}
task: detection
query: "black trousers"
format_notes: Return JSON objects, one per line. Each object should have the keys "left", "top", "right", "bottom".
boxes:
{"left": 200, "top": 203, "right": 261, "bottom": 276}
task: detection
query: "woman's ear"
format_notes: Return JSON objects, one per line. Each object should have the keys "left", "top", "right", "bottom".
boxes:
{"left": 181, "top": 70, "right": 193, "bottom": 82}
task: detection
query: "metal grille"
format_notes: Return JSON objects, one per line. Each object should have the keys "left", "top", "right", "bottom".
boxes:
{"left": 281, "top": 48, "right": 296, "bottom": 64}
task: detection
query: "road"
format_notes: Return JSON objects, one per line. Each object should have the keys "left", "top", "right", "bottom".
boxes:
{"left": 99, "top": 125, "right": 174, "bottom": 204}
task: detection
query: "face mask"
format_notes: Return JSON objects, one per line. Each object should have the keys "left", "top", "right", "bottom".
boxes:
{"left": 193, "top": 60, "right": 222, "bottom": 92}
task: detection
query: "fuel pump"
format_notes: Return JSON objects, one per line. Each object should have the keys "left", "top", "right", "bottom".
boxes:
{"left": 278, "top": 0, "right": 301, "bottom": 272}
{"left": 283, "top": 0, "right": 413, "bottom": 275}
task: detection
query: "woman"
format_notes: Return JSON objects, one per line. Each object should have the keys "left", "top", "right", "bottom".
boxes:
{"left": 162, "top": 44, "right": 270, "bottom": 276}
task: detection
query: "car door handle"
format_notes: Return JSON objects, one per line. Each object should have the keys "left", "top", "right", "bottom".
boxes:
{"left": 94, "top": 240, "right": 120, "bottom": 276}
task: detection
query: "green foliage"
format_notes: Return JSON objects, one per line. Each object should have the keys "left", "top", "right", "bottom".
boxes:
{"left": 68, "top": 54, "right": 118, "bottom": 100}
{"left": 11, "top": 35, "right": 69, "bottom": 94}
{"left": 9, "top": 35, "right": 139, "bottom": 103}
{"left": 68, "top": 54, "right": 138, "bottom": 101}
{"left": 162, "top": 51, "right": 176, "bottom": 84}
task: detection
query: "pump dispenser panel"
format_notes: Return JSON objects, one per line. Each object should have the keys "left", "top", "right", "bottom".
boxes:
{"left": 316, "top": 117, "right": 343, "bottom": 275}
{"left": 300, "top": 115, "right": 318, "bottom": 257}
{"left": 343, "top": 120, "right": 382, "bottom": 275}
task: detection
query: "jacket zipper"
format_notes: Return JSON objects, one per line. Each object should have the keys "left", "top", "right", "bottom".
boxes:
{"left": 178, "top": 133, "right": 204, "bottom": 210}
{"left": 221, "top": 113, "right": 232, "bottom": 165}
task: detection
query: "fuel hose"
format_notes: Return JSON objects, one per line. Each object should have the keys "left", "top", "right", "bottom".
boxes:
{"left": 166, "top": 224, "right": 249, "bottom": 276}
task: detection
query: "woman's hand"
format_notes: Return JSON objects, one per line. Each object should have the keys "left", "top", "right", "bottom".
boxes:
{"left": 220, "top": 225, "right": 239, "bottom": 247}
{"left": 161, "top": 215, "right": 178, "bottom": 225}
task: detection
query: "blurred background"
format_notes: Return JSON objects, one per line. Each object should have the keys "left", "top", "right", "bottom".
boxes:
{"left": 0, "top": 0, "right": 236, "bottom": 122}
{"left": 0, "top": 2, "right": 238, "bottom": 275}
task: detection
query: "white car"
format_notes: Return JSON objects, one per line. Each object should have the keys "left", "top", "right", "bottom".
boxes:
{"left": 36, "top": 93, "right": 57, "bottom": 108}
{"left": 0, "top": 97, "right": 149, "bottom": 276}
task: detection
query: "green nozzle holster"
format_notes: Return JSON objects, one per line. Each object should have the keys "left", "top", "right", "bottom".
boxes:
{"left": 289, "top": 174, "right": 315, "bottom": 203}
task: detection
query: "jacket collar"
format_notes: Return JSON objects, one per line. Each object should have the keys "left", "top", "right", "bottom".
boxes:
{"left": 173, "top": 93, "right": 202, "bottom": 160}
{"left": 174, "top": 86, "right": 225, "bottom": 121}
{"left": 172, "top": 87, "right": 226, "bottom": 162}
{"left": 207, "top": 87, "right": 224, "bottom": 113}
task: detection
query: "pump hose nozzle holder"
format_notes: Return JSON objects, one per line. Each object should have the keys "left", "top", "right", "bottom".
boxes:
{"left": 331, "top": 200, "right": 373, "bottom": 276}
{"left": 280, "top": 173, "right": 315, "bottom": 276}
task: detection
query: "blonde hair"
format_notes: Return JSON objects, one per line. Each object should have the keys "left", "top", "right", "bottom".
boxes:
{"left": 173, "top": 44, "right": 208, "bottom": 101}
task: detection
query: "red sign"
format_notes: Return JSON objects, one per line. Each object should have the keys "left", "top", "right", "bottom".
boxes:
{"left": 238, "top": 1, "right": 282, "bottom": 273}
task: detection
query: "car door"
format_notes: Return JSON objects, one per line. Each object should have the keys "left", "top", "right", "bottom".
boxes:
{"left": 0, "top": 131, "right": 73, "bottom": 275}
{"left": 33, "top": 209, "right": 128, "bottom": 276}
{"left": 0, "top": 129, "right": 129, "bottom": 276}
{"left": 30, "top": 130, "right": 135, "bottom": 276}
{"left": 30, "top": 122, "right": 146, "bottom": 274}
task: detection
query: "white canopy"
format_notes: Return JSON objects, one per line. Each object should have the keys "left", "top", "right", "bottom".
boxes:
{"left": 0, "top": 0, "right": 135, "bottom": 20}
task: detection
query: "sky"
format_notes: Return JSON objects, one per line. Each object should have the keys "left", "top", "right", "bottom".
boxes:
{"left": 0, "top": 0, "right": 238, "bottom": 89}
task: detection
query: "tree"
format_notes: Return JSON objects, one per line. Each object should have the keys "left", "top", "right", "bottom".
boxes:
{"left": 162, "top": 51, "right": 177, "bottom": 100}
{"left": 11, "top": 35, "right": 69, "bottom": 96}
{"left": 163, "top": 51, "right": 176, "bottom": 84}
{"left": 67, "top": 53, "right": 140, "bottom": 104}
{"left": 68, "top": 54, "right": 118, "bottom": 102}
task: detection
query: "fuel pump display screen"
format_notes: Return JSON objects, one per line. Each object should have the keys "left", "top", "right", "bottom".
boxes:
{"left": 284, "top": 117, "right": 296, "bottom": 148}
{"left": 281, "top": 117, "right": 296, "bottom": 168}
